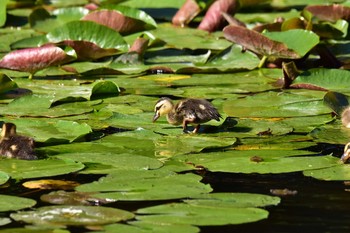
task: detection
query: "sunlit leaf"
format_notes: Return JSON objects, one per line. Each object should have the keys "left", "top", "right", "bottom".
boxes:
{"left": 23, "top": 179, "right": 80, "bottom": 190}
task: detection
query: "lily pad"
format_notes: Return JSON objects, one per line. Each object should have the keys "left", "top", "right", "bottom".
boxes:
{"left": 0, "top": 158, "right": 84, "bottom": 180}
{"left": 173, "top": 150, "right": 339, "bottom": 174}
{"left": 0, "top": 194, "right": 36, "bottom": 212}
{"left": 76, "top": 170, "right": 213, "bottom": 201}
{"left": 0, "top": 228, "right": 69, "bottom": 233}
{"left": 0, "top": 171, "right": 9, "bottom": 185}
{"left": 5, "top": 119, "right": 92, "bottom": 144}
{"left": 0, "top": 218, "right": 11, "bottom": 226}
{"left": 11, "top": 205, "right": 134, "bottom": 226}
{"left": 291, "top": 68, "right": 350, "bottom": 92}
{"left": 137, "top": 203, "right": 269, "bottom": 226}
{"left": 55, "top": 152, "right": 163, "bottom": 173}
{"left": 100, "top": 222, "right": 199, "bottom": 233}
{"left": 186, "top": 192, "right": 280, "bottom": 208}
{"left": 149, "top": 24, "right": 231, "bottom": 50}
{"left": 303, "top": 164, "right": 350, "bottom": 181}
{"left": 40, "top": 190, "right": 114, "bottom": 206}
{"left": 223, "top": 91, "right": 331, "bottom": 117}
{"left": 83, "top": 5, "right": 156, "bottom": 35}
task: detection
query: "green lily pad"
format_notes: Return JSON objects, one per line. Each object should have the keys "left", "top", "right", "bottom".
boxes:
{"left": 263, "top": 29, "right": 319, "bottom": 58}
{"left": 0, "top": 228, "right": 69, "bottom": 233}
{"left": 11, "top": 205, "right": 134, "bottom": 226}
{"left": 0, "top": 94, "right": 100, "bottom": 117}
{"left": 149, "top": 24, "right": 231, "bottom": 50}
{"left": 55, "top": 152, "right": 163, "bottom": 173}
{"left": 0, "top": 158, "right": 84, "bottom": 180}
{"left": 76, "top": 170, "right": 212, "bottom": 201}
{"left": 99, "top": 222, "right": 199, "bottom": 233}
{"left": 154, "top": 135, "right": 236, "bottom": 157}
{"left": 0, "top": 171, "right": 9, "bottom": 185}
{"left": 291, "top": 68, "right": 350, "bottom": 92}
{"left": 90, "top": 80, "right": 120, "bottom": 100}
{"left": 173, "top": 150, "right": 338, "bottom": 174}
{"left": 0, "top": 194, "right": 36, "bottom": 212}
{"left": 303, "top": 164, "right": 350, "bottom": 181}
{"left": 137, "top": 203, "right": 269, "bottom": 226}
{"left": 310, "top": 122, "right": 350, "bottom": 144}
{"left": 223, "top": 91, "right": 331, "bottom": 117}
{"left": 186, "top": 192, "right": 280, "bottom": 208}
{"left": 44, "top": 20, "right": 128, "bottom": 51}
{"left": 4, "top": 119, "right": 92, "bottom": 144}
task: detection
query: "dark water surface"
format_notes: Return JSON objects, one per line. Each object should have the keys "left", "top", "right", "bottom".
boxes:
{"left": 202, "top": 172, "right": 350, "bottom": 233}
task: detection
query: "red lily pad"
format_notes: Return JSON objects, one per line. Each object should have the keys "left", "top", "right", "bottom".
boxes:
{"left": 305, "top": 4, "right": 350, "bottom": 22}
{"left": 82, "top": 6, "right": 156, "bottom": 35}
{"left": 172, "top": 0, "right": 201, "bottom": 27}
{"left": 0, "top": 44, "right": 74, "bottom": 74}
{"left": 223, "top": 25, "right": 299, "bottom": 59}
{"left": 198, "top": 0, "right": 239, "bottom": 32}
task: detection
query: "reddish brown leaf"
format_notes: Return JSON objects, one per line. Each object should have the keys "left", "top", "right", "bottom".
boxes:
{"left": 82, "top": 10, "right": 146, "bottom": 35}
{"left": 289, "top": 83, "right": 328, "bottom": 91}
{"left": 0, "top": 44, "right": 72, "bottom": 74}
{"left": 129, "top": 37, "right": 149, "bottom": 56}
{"left": 62, "top": 40, "right": 118, "bottom": 60}
{"left": 172, "top": 0, "right": 201, "bottom": 27}
{"left": 223, "top": 25, "right": 300, "bottom": 59}
{"left": 198, "top": 0, "right": 239, "bottom": 32}
{"left": 305, "top": 4, "right": 350, "bottom": 22}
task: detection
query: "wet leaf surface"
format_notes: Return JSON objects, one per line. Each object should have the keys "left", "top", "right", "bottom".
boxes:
{"left": 11, "top": 205, "right": 134, "bottom": 226}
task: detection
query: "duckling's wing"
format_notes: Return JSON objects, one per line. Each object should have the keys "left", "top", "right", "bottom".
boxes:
{"left": 176, "top": 99, "right": 221, "bottom": 122}
{"left": 194, "top": 99, "right": 221, "bottom": 121}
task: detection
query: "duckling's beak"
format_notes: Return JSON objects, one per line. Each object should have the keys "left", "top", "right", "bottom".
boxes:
{"left": 153, "top": 111, "right": 160, "bottom": 122}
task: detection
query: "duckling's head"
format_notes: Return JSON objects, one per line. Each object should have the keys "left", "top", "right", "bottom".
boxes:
{"left": 1, "top": 123, "right": 17, "bottom": 139}
{"left": 341, "top": 142, "right": 350, "bottom": 163}
{"left": 153, "top": 97, "right": 174, "bottom": 122}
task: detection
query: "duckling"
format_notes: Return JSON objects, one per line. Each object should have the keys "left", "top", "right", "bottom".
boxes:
{"left": 341, "top": 142, "right": 350, "bottom": 163}
{"left": 153, "top": 97, "right": 221, "bottom": 133}
{"left": 0, "top": 123, "right": 37, "bottom": 160}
